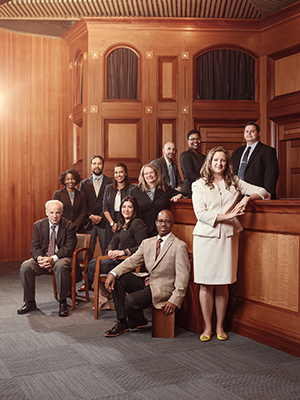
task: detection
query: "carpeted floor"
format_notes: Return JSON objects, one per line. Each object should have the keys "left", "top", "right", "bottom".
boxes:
{"left": 1, "top": 261, "right": 300, "bottom": 400}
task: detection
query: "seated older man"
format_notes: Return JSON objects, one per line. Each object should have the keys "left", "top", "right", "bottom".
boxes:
{"left": 17, "top": 200, "right": 77, "bottom": 317}
{"left": 104, "top": 209, "right": 191, "bottom": 337}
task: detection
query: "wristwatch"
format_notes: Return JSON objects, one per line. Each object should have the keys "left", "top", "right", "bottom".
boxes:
{"left": 110, "top": 221, "right": 114, "bottom": 227}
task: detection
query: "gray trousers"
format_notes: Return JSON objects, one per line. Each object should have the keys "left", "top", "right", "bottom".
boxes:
{"left": 20, "top": 257, "right": 72, "bottom": 303}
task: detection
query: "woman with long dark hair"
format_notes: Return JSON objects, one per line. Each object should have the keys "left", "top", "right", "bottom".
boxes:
{"left": 87, "top": 195, "right": 148, "bottom": 310}
{"left": 103, "top": 163, "right": 134, "bottom": 248}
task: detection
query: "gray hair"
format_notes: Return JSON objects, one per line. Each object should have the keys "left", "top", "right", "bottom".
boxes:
{"left": 45, "top": 200, "right": 64, "bottom": 212}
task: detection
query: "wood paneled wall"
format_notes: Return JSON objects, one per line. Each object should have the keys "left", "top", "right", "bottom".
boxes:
{"left": 2, "top": 3, "right": 300, "bottom": 262}
{"left": 63, "top": 10, "right": 300, "bottom": 189}
{"left": 0, "top": 30, "right": 69, "bottom": 262}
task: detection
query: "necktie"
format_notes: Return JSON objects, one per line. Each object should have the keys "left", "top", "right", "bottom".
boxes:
{"left": 169, "top": 163, "right": 175, "bottom": 188}
{"left": 48, "top": 225, "right": 56, "bottom": 257}
{"left": 238, "top": 147, "right": 251, "bottom": 180}
{"left": 94, "top": 177, "right": 100, "bottom": 196}
{"left": 156, "top": 238, "right": 163, "bottom": 260}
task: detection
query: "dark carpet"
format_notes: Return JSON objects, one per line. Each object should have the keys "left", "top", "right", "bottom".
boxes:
{"left": 1, "top": 261, "right": 300, "bottom": 400}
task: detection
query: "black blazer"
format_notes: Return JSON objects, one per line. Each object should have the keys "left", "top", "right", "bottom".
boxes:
{"left": 30, "top": 217, "right": 77, "bottom": 261}
{"left": 179, "top": 148, "right": 206, "bottom": 197}
{"left": 231, "top": 141, "right": 279, "bottom": 199}
{"left": 151, "top": 156, "right": 182, "bottom": 188}
{"left": 129, "top": 184, "right": 180, "bottom": 237}
{"left": 53, "top": 188, "right": 87, "bottom": 231}
{"left": 103, "top": 183, "right": 134, "bottom": 220}
{"left": 108, "top": 218, "right": 148, "bottom": 255}
{"left": 79, "top": 174, "right": 113, "bottom": 229}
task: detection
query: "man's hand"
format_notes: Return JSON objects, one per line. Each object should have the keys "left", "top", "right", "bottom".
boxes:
{"left": 37, "top": 256, "right": 53, "bottom": 269}
{"left": 90, "top": 215, "right": 102, "bottom": 225}
{"left": 161, "top": 301, "right": 176, "bottom": 314}
{"left": 105, "top": 274, "right": 116, "bottom": 293}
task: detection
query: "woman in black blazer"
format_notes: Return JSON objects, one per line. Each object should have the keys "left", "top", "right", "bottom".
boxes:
{"left": 129, "top": 163, "right": 182, "bottom": 237}
{"left": 53, "top": 169, "right": 87, "bottom": 231}
{"left": 103, "top": 163, "right": 134, "bottom": 249}
{"left": 87, "top": 195, "right": 148, "bottom": 310}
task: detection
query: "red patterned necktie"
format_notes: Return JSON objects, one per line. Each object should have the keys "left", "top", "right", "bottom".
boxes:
{"left": 48, "top": 225, "right": 56, "bottom": 257}
{"left": 155, "top": 238, "right": 163, "bottom": 260}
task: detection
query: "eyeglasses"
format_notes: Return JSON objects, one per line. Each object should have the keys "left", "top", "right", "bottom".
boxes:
{"left": 156, "top": 219, "right": 172, "bottom": 225}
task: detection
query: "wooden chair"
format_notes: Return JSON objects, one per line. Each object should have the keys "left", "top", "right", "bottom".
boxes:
{"left": 52, "top": 233, "right": 91, "bottom": 310}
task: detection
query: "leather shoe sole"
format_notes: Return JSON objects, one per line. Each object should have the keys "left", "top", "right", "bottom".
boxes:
{"left": 17, "top": 302, "right": 37, "bottom": 315}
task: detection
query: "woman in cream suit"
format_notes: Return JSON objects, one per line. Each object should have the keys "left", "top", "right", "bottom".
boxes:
{"left": 192, "top": 146, "right": 268, "bottom": 342}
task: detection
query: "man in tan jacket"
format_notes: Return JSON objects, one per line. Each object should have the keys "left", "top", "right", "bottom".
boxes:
{"left": 104, "top": 210, "right": 191, "bottom": 337}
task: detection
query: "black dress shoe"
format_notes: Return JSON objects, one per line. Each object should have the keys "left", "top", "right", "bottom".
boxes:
{"left": 58, "top": 301, "right": 69, "bottom": 317}
{"left": 104, "top": 320, "right": 129, "bottom": 337}
{"left": 17, "top": 301, "right": 37, "bottom": 315}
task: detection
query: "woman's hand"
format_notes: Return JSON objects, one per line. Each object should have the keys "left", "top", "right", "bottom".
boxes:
{"left": 216, "top": 197, "right": 250, "bottom": 222}
{"left": 231, "top": 196, "right": 250, "bottom": 215}
{"left": 108, "top": 249, "right": 125, "bottom": 260}
{"left": 170, "top": 193, "right": 183, "bottom": 202}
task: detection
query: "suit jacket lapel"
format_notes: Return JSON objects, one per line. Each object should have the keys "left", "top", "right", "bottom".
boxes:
{"left": 56, "top": 218, "right": 65, "bottom": 248}
{"left": 87, "top": 176, "right": 97, "bottom": 198}
{"left": 151, "top": 233, "right": 175, "bottom": 271}
{"left": 43, "top": 219, "right": 50, "bottom": 244}
{"left": 98, "top": 175, "right": 107, "bottom": 198}
{"left": 246, "top": 141, "right": 262, "bottom": 169}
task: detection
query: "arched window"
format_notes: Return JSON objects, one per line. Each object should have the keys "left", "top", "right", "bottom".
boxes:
{"left": 195, "top": 49, "right": 255, "bottom": 100}
{"left": 74, "top": 51, "right": 84, "bottom": 106}
{"left": 106, "top": 47, "right": 139, "bottom": 100}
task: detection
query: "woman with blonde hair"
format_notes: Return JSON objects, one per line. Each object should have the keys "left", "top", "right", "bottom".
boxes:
{"left": 130, "top": 163, "right": 182, "bottom": 236}
{"left": 192, "top": 146, "right": 268, "bottom": 341}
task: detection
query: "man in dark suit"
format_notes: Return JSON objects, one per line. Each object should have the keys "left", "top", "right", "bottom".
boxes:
{"left": 79, "top": 155, "right": 113, "bottom": 257}
{"left": 179, "top": 129, "right": 206, "bottom": 198}
{"left": 151, "top": 142, "right": 183, "bottom": 190}
{"left": 17, "top": 200, "right": 77, "bottom": 317}
{"left": 104, "top": 210, "right": 190, "bottom": 337}
{"left": 231, "top": 122, "right": 279, "bottom": 199}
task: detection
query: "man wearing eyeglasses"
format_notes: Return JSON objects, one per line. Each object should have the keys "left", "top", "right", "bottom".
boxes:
{"left": 104, "top": 210, "right": 191, "bottom": 337}
{"left": 180, "top": 129, "right": 206, "bottom": 198}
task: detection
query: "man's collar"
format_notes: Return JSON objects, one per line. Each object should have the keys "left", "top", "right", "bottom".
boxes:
{"left": 93, "top": 173, "right": 103, "bottom": 180}
{"left": 163, "top": 155, "right": 171, "bottom": 166}
{"left": 158, "top": 232, "right": 172, "bottom": 241}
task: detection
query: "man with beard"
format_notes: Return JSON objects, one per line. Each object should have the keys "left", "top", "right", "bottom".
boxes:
{"left": 79, "top": 155, "right": 113, "bottom": 258}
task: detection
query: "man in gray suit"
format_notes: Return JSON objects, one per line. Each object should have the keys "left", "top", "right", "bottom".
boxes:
{"left": 104, "top": 210, "right": 190, "bottom": 337}
{"left": 151, "top": 142, "right": 182, "bottom": 190}
{"left": 17, "top": 200, "right": 77, "bottom": 317}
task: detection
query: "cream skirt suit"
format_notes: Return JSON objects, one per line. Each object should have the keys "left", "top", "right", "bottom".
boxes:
{"left": 192, "top": 178, "right": 267, "bottom": 285}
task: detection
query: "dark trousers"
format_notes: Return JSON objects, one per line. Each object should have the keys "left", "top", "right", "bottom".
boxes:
{"left": 20, "top": 258, "right": 72, "bottom": 303}
{"left": 113, "top": 272, "right": 152, "bottom": 329}
{"left": 85, "top": 225, "right": 106, "bottom": 258}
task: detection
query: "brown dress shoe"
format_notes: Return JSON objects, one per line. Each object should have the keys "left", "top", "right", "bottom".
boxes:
{"left": 78, "top": 283, "right": 86, "bottom": 292}
{"left": 17, "top": 301, "right": 37, "bottom": 315}
{"left": 58, "top": 301, "right": 69, "bottom": 317}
